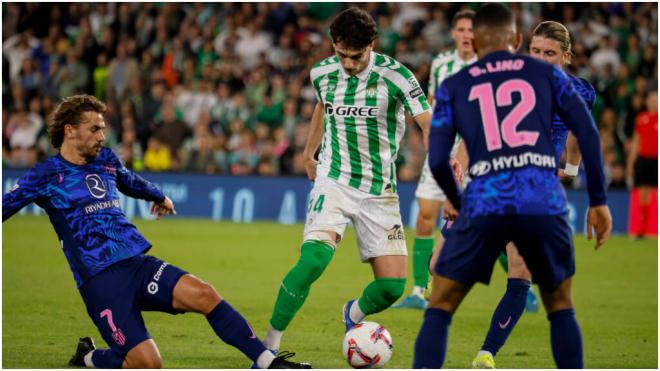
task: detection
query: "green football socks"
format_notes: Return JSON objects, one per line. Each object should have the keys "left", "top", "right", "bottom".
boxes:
{"left": 498, "top": 251, "right": 509, "bottom": 273}
{"left": 269, "top": 240, "right": 334, "bottom": 331}
{"left": 412, "top": 237, "right": 435, "bottom": 289}
{"left": 357, "top": 277, "right": 407, "bottom": 315}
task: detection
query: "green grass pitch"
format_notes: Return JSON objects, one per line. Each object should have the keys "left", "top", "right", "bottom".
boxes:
{"left": 3, "top": 215, "right": 657, "bottom": 368}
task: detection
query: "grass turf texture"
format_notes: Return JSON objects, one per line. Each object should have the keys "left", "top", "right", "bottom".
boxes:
{"left": 3, "top": 215, "right": 657, "bottom": 368}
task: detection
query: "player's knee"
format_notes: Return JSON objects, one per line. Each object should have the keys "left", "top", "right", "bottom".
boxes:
{"left": 540, "top": 286, "right": 573, "bottom": 312}
{"left": 197, "top": 282, "right": 221, "bottom": 306}
{"left": 415, "top": 214, "right": 436, "bottom": 236}
{"left": 376, "top": 278, "right": 407, "bottom": 305}
{"left": 298, "top": 240, "right": 334, "bottom": 280}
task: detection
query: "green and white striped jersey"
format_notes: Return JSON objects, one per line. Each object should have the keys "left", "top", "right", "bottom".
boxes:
{"left": 428, "top": 49, "right": 477, "bottom": 101}
{"left": 311, "top": 52, "right": 430, "bottom": 196}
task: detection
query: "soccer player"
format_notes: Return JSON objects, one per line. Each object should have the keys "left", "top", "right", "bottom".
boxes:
{"left": 470, "top": 20, "right": 598, "bottom": 368}
{"left": 626, "top": 90, "right": 658, "bottom": 237}
{"left": 393, "top": 9, "right": 539, "bottom": 316}
{"left": 259, "top": 7, "right": 432, "bottom": 355}
{"left": 2, "top": 95, "right": 311, "bottom": 369}
{"left": 413, "top": 3, "right": 612, "bottom": 368}
{"left": 529, "top": 21, "right": 596, "bottom": 179}
{"left": 393, "top": 9, "right": 477, "bottom": 310}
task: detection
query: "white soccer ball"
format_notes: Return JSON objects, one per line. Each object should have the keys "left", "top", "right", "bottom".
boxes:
{"left": 342, "top": 321, "right": 393, "bottom": 368}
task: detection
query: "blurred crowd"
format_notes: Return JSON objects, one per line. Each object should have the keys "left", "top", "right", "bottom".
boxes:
{"left": 2, "top": 3, "right": 657, "bottom": 189}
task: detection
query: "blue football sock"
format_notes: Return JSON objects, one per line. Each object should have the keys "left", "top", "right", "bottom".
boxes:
{"left": 481, "top": 278, "right": 530, "bottom": 356}
{"left": 207, "top": 300, "right": 267, "bottom": 362}
{"left": 413, "top": 308, "right": 452, "bottom": 368}
{"left": 548, "top": 308, "right": 583, "bottom": 368}
{"left": 91, "top": 348, "right": 125, "bottom": 368}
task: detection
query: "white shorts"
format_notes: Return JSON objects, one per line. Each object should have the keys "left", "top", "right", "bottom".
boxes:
{"left": 414, "top": 157, "right": 447, "bottom": 201}
{"left": 414, "top": 156, "right": 471, "bottom": 201}
{"left": 303, "top": 176, "right": 408, "bottom": 262}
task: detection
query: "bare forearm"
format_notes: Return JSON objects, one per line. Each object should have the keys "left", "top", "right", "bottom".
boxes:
{"left": 415, "top": 111, "right": 431, "bottom": 138}
{"left": 565, "top": 132, "right": 581, "bottom": 166}
{"left": 303, "top": 103, "right": 325, "bottom": 159}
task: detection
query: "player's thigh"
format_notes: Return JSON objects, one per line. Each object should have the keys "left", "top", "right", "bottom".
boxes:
{"left": 123, "top": 339, "right": 162, "bottom": 369}
{"left": 303, "top": 177, "right": 352, "bottom": 245}
{"left": 137, "top": 256, "right": 189, "bottom": 315}
{"left": 513, "top": 214, "right": 574, "bottom": 290}
{"left": 428, "top": 232, "right": 446, "bottom": 273}
{"left": 353, "top": 192, "right": 407, "bottom": 264}
{"left": 369, "top": 255, "right": 407, "bottom": 278}
{"left": 172, "top": 274, "right": 222, "bottom": 315}
{"left": 414, "top": 166, "right": 446, "bottom": 226}
{"left": 505, "top": 242, "right": 532, "bottom": 281}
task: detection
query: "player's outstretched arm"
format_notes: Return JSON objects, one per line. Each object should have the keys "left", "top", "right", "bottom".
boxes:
{"left": 302, "top": 102, "right": 325, "bottom": 181}
{"left": 111, "top": 151, "right": 165, "bottom": 203}
{"left": 586, "top": 205, "right": 612, "bottom": 249}
{"left": 2, "top": 167, "right": 47, "bottom": 222}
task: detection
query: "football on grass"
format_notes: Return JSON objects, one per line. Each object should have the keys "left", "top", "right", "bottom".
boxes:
{"left": 342, "top": 322, "right": 393, "bottom": 368}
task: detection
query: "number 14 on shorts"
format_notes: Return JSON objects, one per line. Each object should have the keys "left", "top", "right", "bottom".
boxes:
{"left": 308, "top": 195, "right": 325, "bottom": 213}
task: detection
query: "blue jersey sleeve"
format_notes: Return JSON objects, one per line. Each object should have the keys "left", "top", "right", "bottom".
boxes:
{"left": 2, "top": 165, "right": 50, "bottom": 221}
{"left": 428, "top": 82, "right": 462, "bottom": 209}
{"left": 552, "top": 66, "right": 606, "bottom": 206}
{"left": 575, "top": 77, "right": 596, "bottom": 110}
{"left": 109, "top": 151, "right": 165, "bottom": 202}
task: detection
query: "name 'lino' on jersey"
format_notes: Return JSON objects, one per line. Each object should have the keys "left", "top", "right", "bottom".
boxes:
{"left": 433, "top": 51, "right": 596, "bottom": 217}
{"left": 311, "top": 52, "right": 430, "bottom": 195}
{"left": 2, "top": 148, "right": 164, "bottom": 287}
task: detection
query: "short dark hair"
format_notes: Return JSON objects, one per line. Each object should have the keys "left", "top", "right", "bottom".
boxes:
{"left": 451, "top": 9, "right": 475, "bottom": 28}
{"left": 329, "top": 7, "right": 377, "bottom": 49}
{"left": 49, "top": 94, "right": 106, "bottom": 149}
{"left": 473, "top": 3, "right": 514, "bottom": 30}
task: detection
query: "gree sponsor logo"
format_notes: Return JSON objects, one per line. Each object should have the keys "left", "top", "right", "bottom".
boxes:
{"left": 324, "top": 103, "right": 379, "bottom": 117}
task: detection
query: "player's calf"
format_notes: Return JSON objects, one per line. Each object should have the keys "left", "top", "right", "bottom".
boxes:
{"left": 123, "top": 339, "right": 163, "bottom": 368}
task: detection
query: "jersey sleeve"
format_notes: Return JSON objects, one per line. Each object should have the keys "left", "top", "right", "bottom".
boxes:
{"left": 310, "top": 69, "right": 323, "bottom": 104}
{"left": 577, "top": 77, "right": 596, "bottom": 110}
{"left": 428, "top": 57, "right": 442, "bottom": 98}
{"left": 109, "top": 150, "right": 165, "bottom": 202}
{"left": 428, "top": 81, "right": 461, "bottom": 209}
{"left": 551, "top": 66, "right": 607, "bottom": 206}
{"left": 2, "top": 165, "right": 51, "bottom": 221}
{"left": 395, "top": 65, "right": 431, "bottom": 117}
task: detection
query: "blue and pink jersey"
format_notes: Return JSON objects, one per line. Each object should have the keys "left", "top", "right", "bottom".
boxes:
{"left": 551, "top": 74, "right": 596, "bottom": 160}
{"left": 429, "top": 50, "right": 606, "bottom": 216}
{"left": 2, "top": 148, "right": 165, "bottom": 287}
